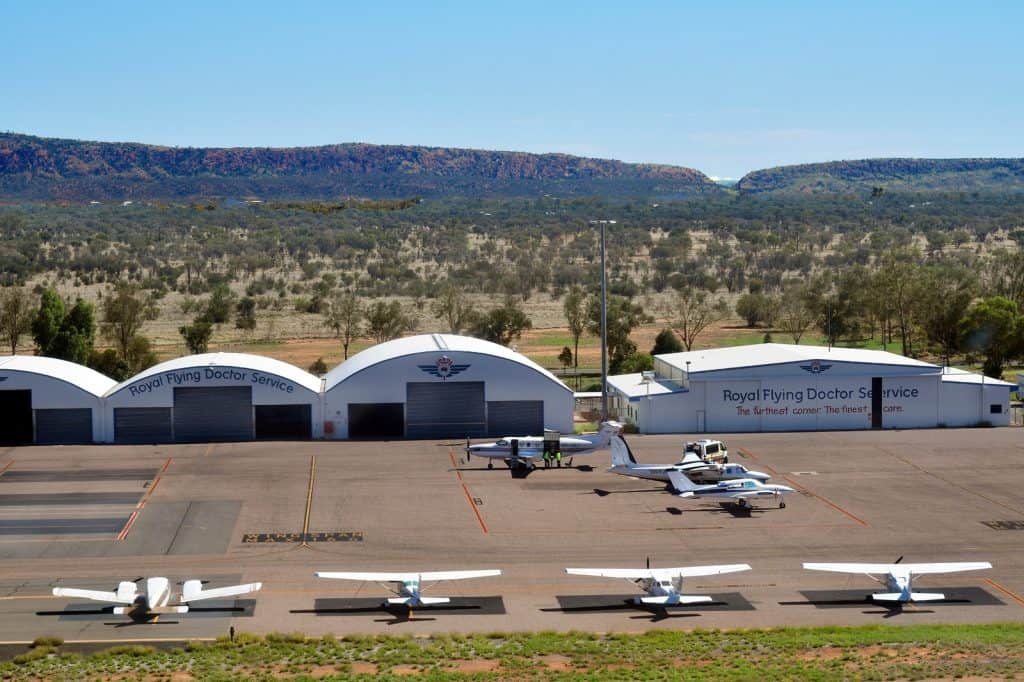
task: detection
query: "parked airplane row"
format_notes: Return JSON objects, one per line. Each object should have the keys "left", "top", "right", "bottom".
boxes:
{"left": 52, "top": 559, "right": 993, "bottom": 621}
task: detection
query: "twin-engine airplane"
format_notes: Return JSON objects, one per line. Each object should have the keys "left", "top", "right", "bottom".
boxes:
{"left": 803, "top": 558, "right": 992, "bottom": 603}
{"left": 52, "top": 577, "right": 262, "bottom": 618}
{"left": 565, "top": 561, "right": 751, "bottom": 606}
{"left": 315, "top": 569, "right": 501, "bottom": 608}
{"left": 667, "top": 470, "right": 794, "bottom": 510}
{"left": 609, "top": 436, "right": 770, "bottom": 483}
{"left": 467, "top": 421, "right": 621, "bottom": 469}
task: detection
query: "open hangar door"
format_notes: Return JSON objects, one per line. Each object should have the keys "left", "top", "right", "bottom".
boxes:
{"left": 406, "top": 382, "right": 486, "bottom": 439}
{"left": 256, "top": 404, "right": 312, "bottom": 440}
{"left": 347, "top": 403, "right": 404, "bottom": 439}
{"left": 0, "top": 390, "right": 33, "bottom": 445}
{"left": 173, "top": 386, "right": 253, "bottom": 442}
{"left": 487, "top": 400, "right": 544, "bottom": 436}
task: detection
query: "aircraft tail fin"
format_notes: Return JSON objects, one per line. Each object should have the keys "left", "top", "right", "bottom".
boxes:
{"left": 610, "top": 436, "right": 636, "bottom": 467}
{"left": 585, "top": 421, "right": 623, "bottom": 448}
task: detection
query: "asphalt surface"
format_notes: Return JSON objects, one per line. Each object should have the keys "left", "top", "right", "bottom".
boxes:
{"left": 0, "top": 428, "right": 1021, "bottom": 644}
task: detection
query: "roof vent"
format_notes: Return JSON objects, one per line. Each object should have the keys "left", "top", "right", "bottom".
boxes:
{"left": 432, "top": 334, "right": 449, "bottom": 351}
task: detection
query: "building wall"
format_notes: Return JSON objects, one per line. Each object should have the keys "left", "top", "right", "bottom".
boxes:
{"left": 104, "top": 364, "right": 323, "bottom": 441}
{"left": 938, "top": 382, "right": 1012, "bottom": 427}
{"left": 324, "top": 351, "right": 573, "bottom": 439}
{"left": 0, "top": 372, "right": 106, "bottom": 441}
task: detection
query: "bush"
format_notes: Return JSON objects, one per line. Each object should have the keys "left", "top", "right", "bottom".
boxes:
{"left": 32, "top": 635, "right": 63, "bottom": 648}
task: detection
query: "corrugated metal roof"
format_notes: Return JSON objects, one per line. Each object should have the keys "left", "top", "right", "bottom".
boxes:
{"left": 657, "top": 343, "right": 939, "bottom": 374}
{"left": 325, "top": 333, "right": 568, "bottom": 391}
{"left": 0, "top": 355, "right": 116, "bottom": 397}
{"left": 607, "top": 372, "right": 688, "bottom": 399}
{"left": 106, "top": 352, "right": 322, "bottom": 396}
{"left": 940, "top": 367, "right": 1017, "bottom": 388}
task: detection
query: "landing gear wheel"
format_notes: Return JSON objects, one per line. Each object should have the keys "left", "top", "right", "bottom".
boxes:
{"left": 487, "top": 461, "right": 493, "bottom": 470}
{"left": 779, "top": 501, "right": 786, "bottom": 509}
{"left": 735, "top": 499, "right": 747, "bottom": 509}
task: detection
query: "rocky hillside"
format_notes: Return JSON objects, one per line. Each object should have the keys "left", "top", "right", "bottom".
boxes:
{"left": 0, "top": 133, "right": 720, "bottom": 201}
{"left": 737, "top": 158, "right": 1024, "bottom": 195}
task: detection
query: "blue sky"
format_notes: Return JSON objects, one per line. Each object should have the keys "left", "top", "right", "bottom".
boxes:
{"left": 3, "top": 1, "right": 1021, "bottom": 178}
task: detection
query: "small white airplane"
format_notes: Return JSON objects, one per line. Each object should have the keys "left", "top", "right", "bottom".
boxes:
{"left": 565, "top": 561, "right": 751, "bottom": 606}
{"left": 666, "top": 470, "right": 795, "bottom": 510}
{"left": 314, "top": 569, "right": 501, "bottom": 608}
{"left": 609, "top": 436, "right": 770, "bottom": 484}
{"left": 467, "top": 421, "right": 621, "bottom": 469}
{"left": 803, "top": 558, "right": 992, "bottom": 603}
{"left": 52, "top": 577, "right": 262, "bottom": 618}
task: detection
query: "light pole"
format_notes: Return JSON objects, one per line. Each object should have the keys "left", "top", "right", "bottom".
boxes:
{"left": 590, "top": 219, "right": 616, "bottom": 422}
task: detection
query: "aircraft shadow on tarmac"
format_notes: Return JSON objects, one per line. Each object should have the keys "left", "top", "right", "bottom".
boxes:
{"left": 545, "top": 592, "right": 755, "bottom": 621}
{"left": 779, "top": 587, "right": 1003, "bottom": 618}
{"left": 291, "top": 596, "right": 506, "bottom": 624}
{"left": 37, "top": 599, "right": 257, "bottom": 625}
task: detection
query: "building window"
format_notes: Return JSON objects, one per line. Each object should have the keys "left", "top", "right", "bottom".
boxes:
{"left": 990, "top": 404, "right": 1003, "bottom": 415}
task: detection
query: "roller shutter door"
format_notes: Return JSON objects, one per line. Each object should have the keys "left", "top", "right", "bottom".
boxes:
{"left": 0, "top": 390, "right": 33, "bottom": 445}
{"left": 255, "top": 404, "right": 312, "bottom": 440}
{"left": 114, "top": 407, "right": 172, "bottom": 444}
{"left": 406, "top": 382, "right": 486, "bottom": 439}
{"left": 487, "top": 401, "right": 544, "bottom": 436}
{"left": 348, "top": 403, "right": 404, "bottom": 439}
{"left": 174, "top": 386, "right": 253, "bottom": 442}
{"left": 35, "top": 408, "right": 93, "bottom": 444}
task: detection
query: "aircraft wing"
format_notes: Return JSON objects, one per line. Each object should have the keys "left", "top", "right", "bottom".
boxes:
{"left": 566, "top": 565, "right": 750, "bottom": 580}
{"left": 316, "top": 570, "right": 500, "bottom": 582}
{"left": 51, "top": 587, "right": 133, "bottom": 604}
{"left": 899, "top": 562, "right": 992, "bottom": 575}
{"left": 803, "top": 563, "right": 895, "bottom": 574}
{"left": 181, "top": 580, "right": 262, "bottom": 603}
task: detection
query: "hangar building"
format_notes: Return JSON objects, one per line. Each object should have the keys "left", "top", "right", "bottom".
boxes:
{"left": 0, "top": 356, "right": 115, "bottom": 445}
{"left": 103, "top": 353, "right": 323, "bottom": 443}
{"left": 323, "top": 334, "right": 573, "bottom": 439}
{"left": 608, "top": 343, "right": 1015, "bottom": 433}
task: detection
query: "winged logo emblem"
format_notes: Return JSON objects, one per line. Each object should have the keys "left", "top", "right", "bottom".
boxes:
{"left": 800, "top": 360, "right": 832, "bottom": 374}
{"left": 418, "top": 356, "right": 470, "bottom": 380}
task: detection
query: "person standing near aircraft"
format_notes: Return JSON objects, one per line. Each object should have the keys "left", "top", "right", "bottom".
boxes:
{"left": 543, "top": 448, "right": 551, "bottom": 468}
{"left": 555, "top": 448, "right": 562, "bottom": 468}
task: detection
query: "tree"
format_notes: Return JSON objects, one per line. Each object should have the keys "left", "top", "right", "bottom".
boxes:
{"left": 325, "top": 291, "right": 363, "bottom": 359}
{"left": 48, "top": 299, "right": 95, "bottom": 365}
{"left": 430, "top": 284, "right": 474, "bottom": 334}
{"left": 563, "top": 285, "right": 587, "bottom": 379}
{"left": 235, "top": 296, "right": 257, "bottom": 330}
{"left": 917, "top": 265, "right": 976, "bottom": 365}
{"left": 959, "top": 297, "right": 1024, "bottom": 378}
{"left": 101, "top": 283, "right": 157, "bottom": 362}
{"left": 618, "top": 351, "right": 654, "bottom": 374}
{"left": 32, "top": 288, "right": 65, "bottom": 354}
{"left": 651, "top": 328, "right": 682, "bottom": 355}
{"left": 735, "top": 292, "right": 767, "bottom": 327}
{"left": 205, "top": 283, "right": 235, "bottom": 324}
{"left": 308, "top": 357, "right": 328, "bottom": 375}
{"left": 0, "top": 287, "right": 33, "bottom": 354}
{"left": 558, "top": 346, "right": 573, "bottom": 371}
{"left": 777, "top": 282, "right": 816, "bottom": 344}
{"left": 180, "top": 318, "right": 213, "bottom": 354}
{"left": 125, "top": 335, "right": 159, "bottom": 375}
{"left": 365, "top": 300, "right": 416, "bottom": 343}
{"left": 88, "top": 348, "right": 129, "bottom": 381}
{"left": 586, "top": 295, "right": 651, "bottom": 373}
{"left": 672, "top": 288, "right": 729, "bottom": 351}
{"left": 468, "top": 299, "right": 532, "bottom": 346}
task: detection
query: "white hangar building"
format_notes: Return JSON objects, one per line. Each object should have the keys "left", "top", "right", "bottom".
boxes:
{"left": 103, "top": 353, "right": 323, "bottom": 443}
{"left": 0, "top": 356, "right": 115, "bottom": 445}
{"left": 323, "top": 334, "right": 573, "bottom": 439}
{"left": 608, "top": 343, "right": 1016, "bottom": 434}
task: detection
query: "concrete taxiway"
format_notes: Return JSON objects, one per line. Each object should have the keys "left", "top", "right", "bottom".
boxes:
{"left": 0, "top": 428, "right": 1022, "bottom": 643}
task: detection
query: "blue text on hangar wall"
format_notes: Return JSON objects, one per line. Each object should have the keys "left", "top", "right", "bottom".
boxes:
{"left": 126, "top": 368, "right": 297, "bottom": 397}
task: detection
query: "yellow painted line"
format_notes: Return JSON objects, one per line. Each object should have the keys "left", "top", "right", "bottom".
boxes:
{"left": 300, "top": 455, "right": 316, "bottom": 546}
{"left": 985, "top": 578, "right": 1024, "bottom": 607}
{"left": 0, "top": 637, "right": 218, "bottom": 645}
{"left": 786, "top": 473, "right": 868, "bottom": 524}
{"left": 0, "top": 460, "right": 13, "bottom": 478}
{"left": 449, "top": 448, "right": 488, "bottom": 534}
{"left": 737, "top": 448, "right": 779, "bottom": 476}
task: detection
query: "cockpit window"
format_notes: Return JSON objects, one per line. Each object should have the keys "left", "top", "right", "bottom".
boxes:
{"left": 497, "top": 439, "right": 508, "bottom": 446}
